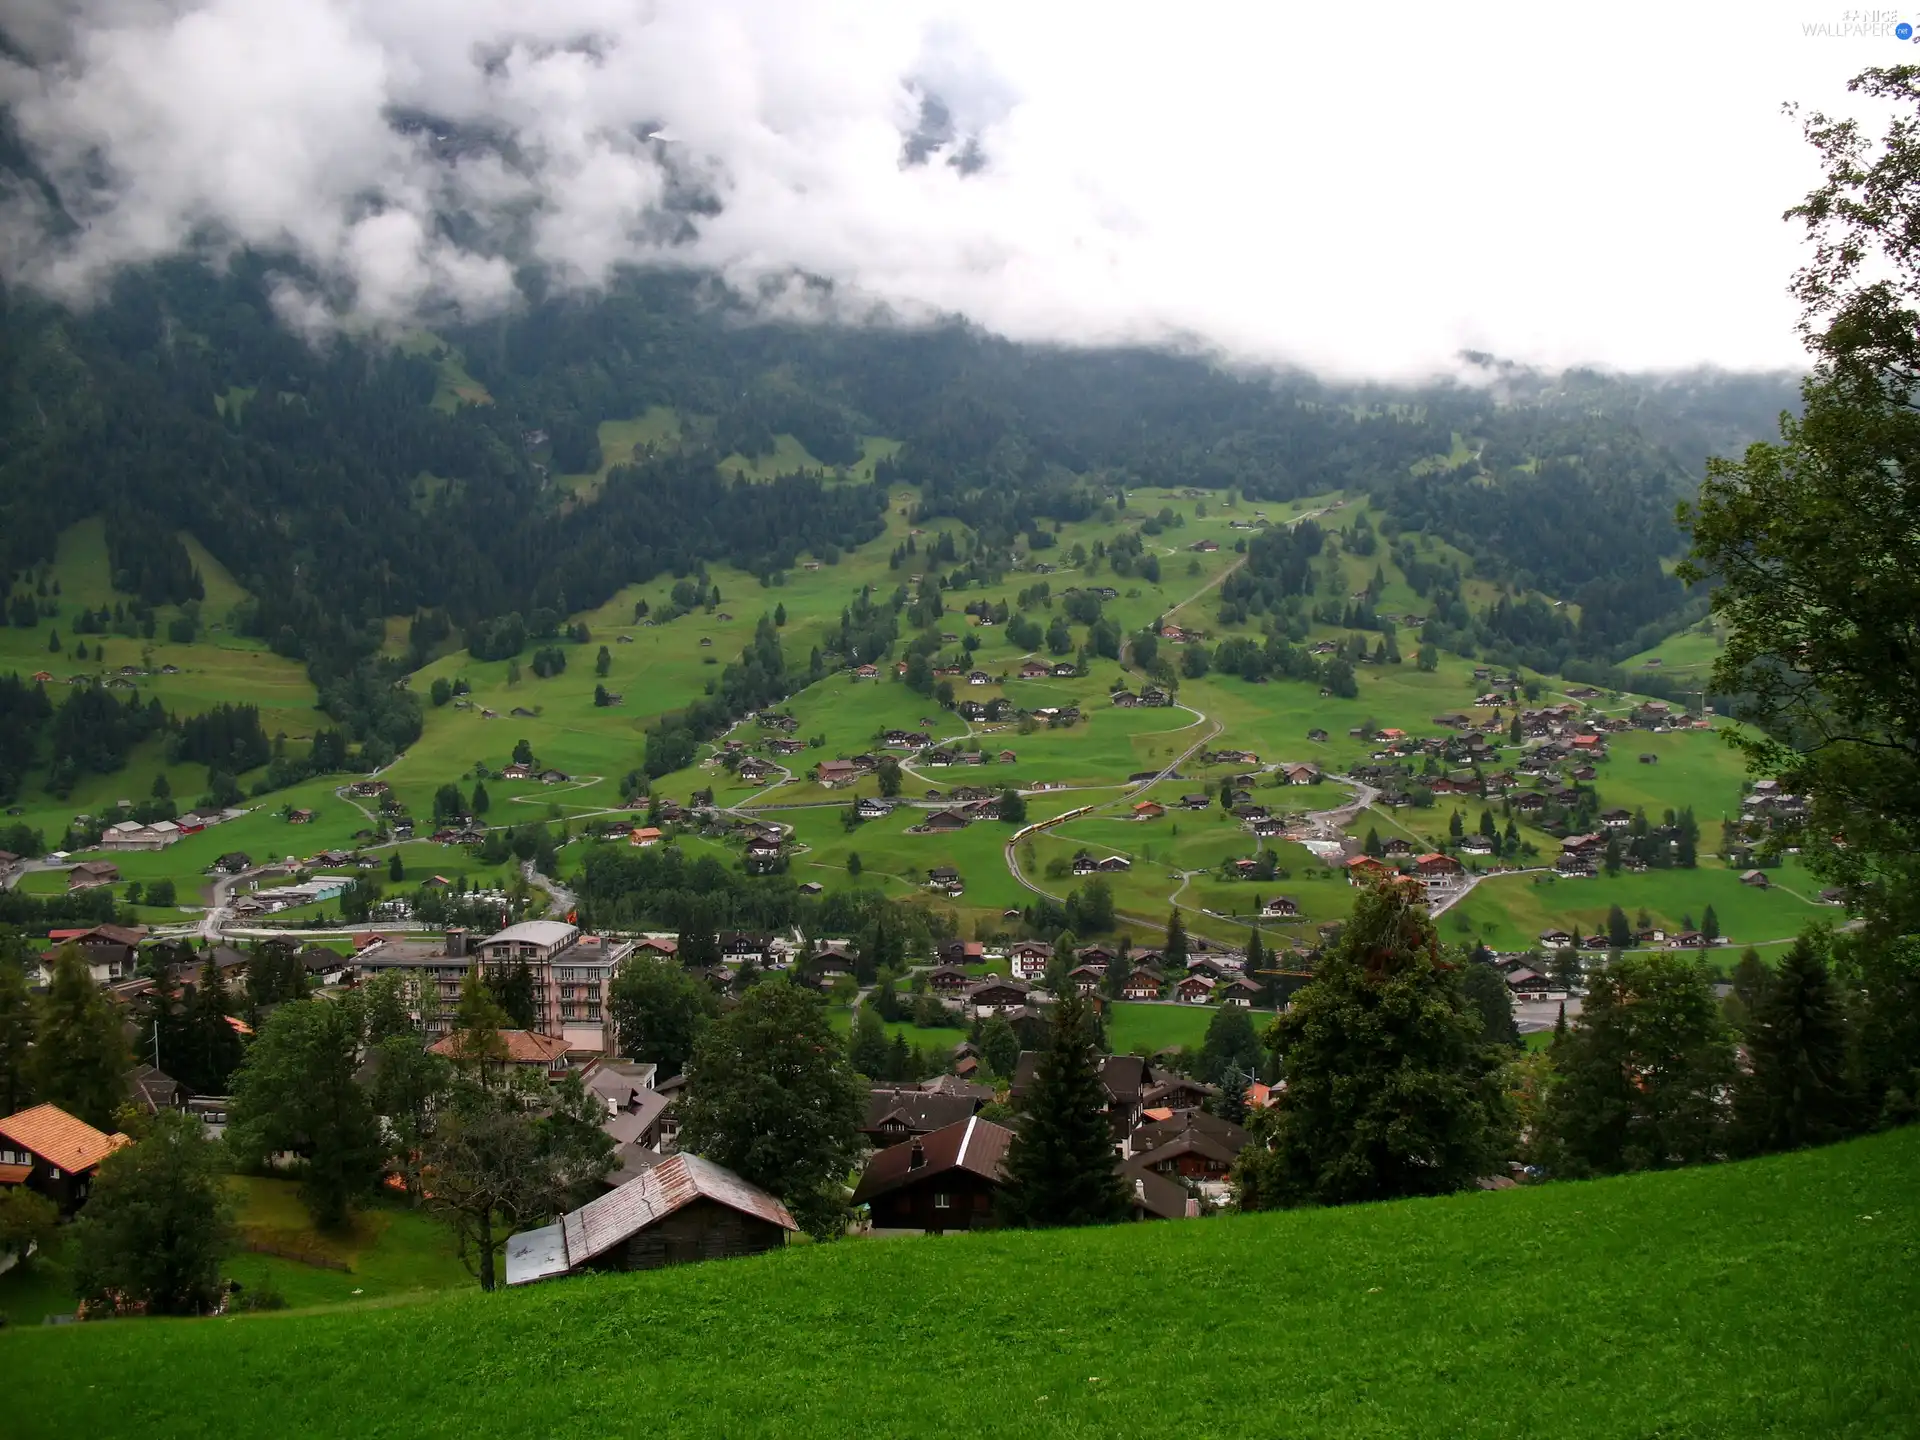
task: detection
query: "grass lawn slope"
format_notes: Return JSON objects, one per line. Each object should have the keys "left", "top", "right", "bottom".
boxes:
{"left": 6, "top": 1129, "right": 1915, "bottom": 1439}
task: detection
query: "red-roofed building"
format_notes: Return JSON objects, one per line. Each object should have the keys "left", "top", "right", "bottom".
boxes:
{"left": 0, "top": 1104, "right": 132, "bottom": 1212}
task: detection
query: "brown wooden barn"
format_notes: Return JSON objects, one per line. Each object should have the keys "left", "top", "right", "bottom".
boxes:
{"left": 505, "top": 1153, "right": 795, "bottom": 1285}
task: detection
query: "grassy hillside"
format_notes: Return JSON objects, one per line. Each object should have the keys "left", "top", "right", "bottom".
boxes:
{"left": 4, "top": 1129, "right": 1913, "bottom": 1438}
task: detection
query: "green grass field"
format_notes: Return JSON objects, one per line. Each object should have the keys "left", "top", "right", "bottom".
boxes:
{"left": 0, "top": 485, "right": 1797, "bottom": 959}
{"left": 0, "top": 1175, "right": 470, "bottom": 1326}
{"left": 4, "top": 1129, "right": 1911, "bottom": 1438}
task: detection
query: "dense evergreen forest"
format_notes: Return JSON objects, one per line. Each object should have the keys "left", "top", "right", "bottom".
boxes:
{"left": 0, "top": 253, "right": 1798, "bottom": 751}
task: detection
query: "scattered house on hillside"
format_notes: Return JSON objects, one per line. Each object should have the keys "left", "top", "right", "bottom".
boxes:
{"left": 1260, "top": 896, "right": 1300, "bottom": 918}
{"left": 853, "top": 1117, "right": 1015, "bottom": 1234}
{"left": 1121, "top": 968, "right": 1162, "bottom": 1001}
{"left": 1343, "top": 856, "right": 1390, "bottom": 886}
{"left": 287, "top": 808, "right": 315, "bottom": 824}
{"left": 966, "top": 978, "right": 1032, "bottom": 1017}
{"left": 1740, "top": 869, "right": 1771, "bottom": 888}
{"left": 0, "top": 1104, "right": 132, "bottom": 1213}
{"left": 926, "top": 865, "right": 965, "bottom": 894}
{"left": 1280, "top": 763, "right": 1319, "bottom": 785}
{"left": 816, "top": 760, "right": 861, "bottom": 788}
{"left": 1175, "top": 974, "right": 1216, "bottom": 1004}
{"left": 67, "top": 861, "right": 120, "bottom": 891}
{"left": 505, "top": 1153, "right": 795, "bottom": 1285}
{"left": 926, "top": 965, "right": 973, "bottom": 996}
{"left": 854, "top": 797, "right": 893, "bottom": 821}
{"left": 1019, "top": 661, "right": 1052, "bottom": 680}
{"left": 1131, "top": 801, "right": 1166, "bottom": 820}
{"left": 920, "top": 810, "right": 972, "bottom": 834}
{"left": 1221, "top": 977, "right": 1264, "bottom": 1008}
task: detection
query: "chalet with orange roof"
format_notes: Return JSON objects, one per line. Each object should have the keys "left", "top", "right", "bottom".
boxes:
{"left": 0, "top": 1104, "right": 132, "bottom": 1212}
{"left": 1343, "top": 856, "right": 1391, "bottom": 884}
{"left": 430, "top": 1029, "right": 574, "bottom": 1082}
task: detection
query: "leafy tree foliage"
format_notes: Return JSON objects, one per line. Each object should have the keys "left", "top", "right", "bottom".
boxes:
{"left": 677, "top": 978, "right": 865, "bottom": 1239}
{"left": 72, "top": 1112, "right": 234, "bottom": 1317}
{"left": 607, "top": 953, "right": 717, "bottom": 1079}
{"left": 228, "top": 998, "right": 385, "bottom": 1229}
{"left": 424, "top": 1070, "right": 613, "bottom": 1291}
{"left": 1532, "top": 952, "right": 1735, "bottom": 1177}
{"left": 1233, "top": 883, "right": 1513, "bottom": 1210}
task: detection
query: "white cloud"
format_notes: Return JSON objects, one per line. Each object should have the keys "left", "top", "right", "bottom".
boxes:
{"left": 0, "top": 0, "right": 1883, "bottom": 374}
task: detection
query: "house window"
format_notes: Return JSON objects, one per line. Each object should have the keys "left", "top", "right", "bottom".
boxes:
{"left": 933, "top": 1192, "right": 951, "bottom": 1210}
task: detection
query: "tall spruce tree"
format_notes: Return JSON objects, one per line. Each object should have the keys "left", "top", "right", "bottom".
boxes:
{"left": 1533, "top": 952, "right": 1735, "bottom": 1177}
{"left": 1163, "top": 909, "right": 1190, "bottom": 971}
{"left": 998, "top": 989, "right": 1128, "bottom": 1228}
{"left": 1231, "top": 882, "right": 1512, "bottom": 1210}
{"left": 179, "top": 959, "right": 245, "bottom": 1096}
{"left": 1732, "top": 937, "right": 1859, "bottom": 1155}
{"left": 31, "top": 946, "right": 129, "bottom": 1129}
{"left": 0, "top": 954, "right": 38, "bottom": 1115}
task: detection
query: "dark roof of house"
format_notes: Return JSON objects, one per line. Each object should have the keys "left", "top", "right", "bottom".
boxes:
{"left": 1122, "top": 1163, "right": 1194, "bottom": 1220}
{"left": 1142, "top": 1077, "right": 1217, "bottom": 1107}
{"left": 862, "top": 1088, "right": 981, "bottom": 1134}
{"left": 917, "top": 1074, "right": 996, "bottom": 1103}
{"left": 850, "top": 1116, "right": 1015, "bottom": 1206}
{"left": 126, "top": 1063, "right": 184, "bottom": 1113}
{"left": 1010, "top": 1051, "right": 1150, "bottom": 1103}
{"left": 1129, "top": 1127, "right": 1246, "bottom": 1171}
{"left": 1130, "top": 1109, "right": 1250, "bottom": 1154}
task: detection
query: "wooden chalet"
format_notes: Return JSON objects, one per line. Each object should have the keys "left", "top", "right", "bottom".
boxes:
{"left": 852, "top": 1116, "right": 1015, "bottom": 1235}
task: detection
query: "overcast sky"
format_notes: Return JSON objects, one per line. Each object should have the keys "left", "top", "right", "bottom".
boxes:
{"left": 0, "top": 0, "right": 1889, "bottom": 376}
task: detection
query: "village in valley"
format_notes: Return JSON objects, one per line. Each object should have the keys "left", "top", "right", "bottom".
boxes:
{"left": 0, "top": 474, "right": 1839, "bottom": 1314}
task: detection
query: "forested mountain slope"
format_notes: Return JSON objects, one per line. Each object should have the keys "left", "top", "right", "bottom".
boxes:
{"left": 0, "top": 256, "right": 1797, "bottom": 704}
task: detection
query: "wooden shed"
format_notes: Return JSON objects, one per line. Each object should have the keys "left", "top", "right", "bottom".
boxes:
{"left": 505, "top": 1153, "right": 795, "bottom": 1285}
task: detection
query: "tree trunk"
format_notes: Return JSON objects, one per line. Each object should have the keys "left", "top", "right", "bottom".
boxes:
{"left": 477, "top": 1208, "right": 495, "bottom": 1292}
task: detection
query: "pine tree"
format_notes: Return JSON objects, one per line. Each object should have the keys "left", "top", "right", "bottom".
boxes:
{"left": 1244, "top": 928, "right": 1267, "bottom": 1003}
{"left": 1606, "top": 904, "right": 1632, "bottom": 950}
{"left": 849, "top": 1005, "right": 890, "bottom": 1078}
{"left": 1363, "top": 827, "right": 1383, "bottom": 858}
{"left": 471, "top": 780, "right": 490, "bottom": 815}
{"left": 1231, "top": 882, "right": 1512, "bottom": 1210}
{"left": 1164, "top": 909, "right": 1190, "bottom": 971}
{"left": 388, "top": 851, "right": 405, "bottom": 883}
{"left": 446, "top": 966, "right": 511, "bottom": 1069}
{"left": 0, "top": 956, "right": 36, "bottom": 1114}
{"left": 998, "top": 989, "right": 1128, "bottom": 1227}
{"left": 31, "top": 946, "right": 129, "bottom": 1128}
{"left": 1533, "top": 952, "right": 1734, "bottom": 1176}
{"left": 1731, "top": 938, "right": 1859, "bottom": 1155}
{"left": 179, "top": 960, "right": 245, "bottom": 1096}
{"left": 1701, "top": 905, "right": 1720, "bottom": 944}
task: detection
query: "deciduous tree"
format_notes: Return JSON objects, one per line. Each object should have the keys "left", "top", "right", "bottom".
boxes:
{"left": 228, "top": 999, "right": 385, "bottom": 1229}
{"left": 1533, "top": 952, "right": 1735, "bottom": 1176}
{"left": 607, "top": 954, "right": 715, "bottom": 1079}
{"left": 676, "top": 979, "right": 865, "bottom": 1239}
{"left": 72, "top": 1111, "right": 234, "bottom": 1316}
{"left": 1232, "top": 882, "right": 1513, "bottom": 1210}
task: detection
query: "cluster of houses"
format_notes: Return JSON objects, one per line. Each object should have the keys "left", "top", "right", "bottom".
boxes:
{"left": 850, "top": 1054, "right": 1258, "bottom": 1233}
{"left": 920, "top": 939, "right": 1268, "bottom": 1012}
